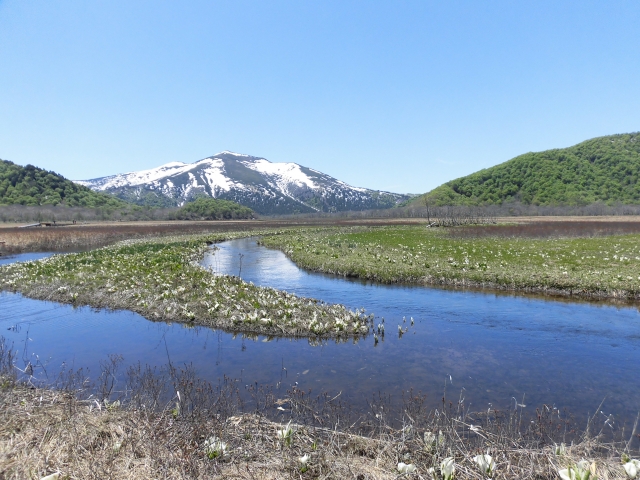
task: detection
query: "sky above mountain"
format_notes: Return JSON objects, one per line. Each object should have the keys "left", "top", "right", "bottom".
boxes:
{"left": 0, "top": 1, "right": 638, "bottom": 194}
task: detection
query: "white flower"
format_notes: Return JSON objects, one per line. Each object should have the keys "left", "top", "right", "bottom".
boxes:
{"left": 424, "top": 431, "right": 436, "bottom": 445}
{"left": 558, "top": 469, "right": 573, "bottom": 480}
{"left": 559, "top": 461, "right": 594, "bottom": 480}
{"left": 203, "top": 436, "right": 227, "bottom": 458}
{"left": 299, "top": 454, "right": 310, "bottom": 466}
{"left": 39, "top": 474, "right": 60, "bottom": 480}
{"left": 427, "top": 467, "right": 437, "bottom": 479}
{"left": 424, "top": 431, "right": 445, "bottom": 451}
{"left": 624, "top": 460, "right": 640, "bottom": 479}
{"left": 441, "top": 457, "right": 455, "bottom": 480}
{"left": 473, "top": 454, "right": 495, "bottom": 475}
{"left": 397, "top": 462, "right": 417, "bottom": 474}
{"left": 277, "top": 422, "right": 294, "bottom": 446}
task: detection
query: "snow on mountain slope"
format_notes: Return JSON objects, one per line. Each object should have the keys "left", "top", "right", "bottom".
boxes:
{"left": 76, "top": 152, "right": 409, "bottom": 214}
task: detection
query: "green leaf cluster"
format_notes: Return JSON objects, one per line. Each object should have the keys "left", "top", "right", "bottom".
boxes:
{"left": 0, "top": 160, "right": 128, "bottom": 208}
{"left": 171, "top": 197, "right": 254, "bottom": 220}
{"left": 418, "top": 132, "right": 640, "bottom": 206}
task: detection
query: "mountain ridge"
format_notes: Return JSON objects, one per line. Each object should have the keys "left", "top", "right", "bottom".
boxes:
{"left": 78, "top": 152, "right": 409, "bottom": 214}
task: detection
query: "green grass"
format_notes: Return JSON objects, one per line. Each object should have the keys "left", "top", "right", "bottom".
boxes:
{"left": 260, "top": 225, "right": 640, "bottom": 300}
{"left": 0, "top": 231, "right": 371, "bottom": 339}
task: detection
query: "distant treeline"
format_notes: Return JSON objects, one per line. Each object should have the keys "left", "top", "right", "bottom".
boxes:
{"left": 0, "top": 198, "right": 255, "bottom": 224}
{"left": 0, "top": 205, "right": 170, "bottom": 223}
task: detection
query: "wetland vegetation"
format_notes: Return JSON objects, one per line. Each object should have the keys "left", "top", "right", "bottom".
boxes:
{"left": 0, "top": 232, "right": 371, "bottom": 339}
{"left": 260, "top": 224, "right": 640, "bottom": 300}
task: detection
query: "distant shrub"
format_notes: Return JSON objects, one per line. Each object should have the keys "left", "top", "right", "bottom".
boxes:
{"left": 171, "top": 198, "right": 254, "bottom": 220}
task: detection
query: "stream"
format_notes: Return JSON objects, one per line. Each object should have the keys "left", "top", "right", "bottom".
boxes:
{"left": 1, "top": 238, "right": 639, "bottom": 422}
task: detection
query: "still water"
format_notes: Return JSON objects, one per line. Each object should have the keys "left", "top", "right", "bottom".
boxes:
{"left": 1, "top": 239, "right": 639, "bottom": 420}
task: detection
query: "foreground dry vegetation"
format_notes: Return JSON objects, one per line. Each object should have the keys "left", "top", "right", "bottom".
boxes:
{"left": 0, "top": 343, "right": 637, "bottom": 480}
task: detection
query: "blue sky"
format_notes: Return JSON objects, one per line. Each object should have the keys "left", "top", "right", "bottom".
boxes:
{"left": 1, "top": 1, "right": 638, "bottom": 193}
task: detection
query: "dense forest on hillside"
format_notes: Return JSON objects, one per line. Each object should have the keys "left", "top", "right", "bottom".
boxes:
{"left": 170, "top": 197, "right": 254, "bottom": 220}
{"left": 417, "top": 133, "right": 640, "bottom": 206}
{"left": 0, "top": 160, "right": 127, "bottom": 208}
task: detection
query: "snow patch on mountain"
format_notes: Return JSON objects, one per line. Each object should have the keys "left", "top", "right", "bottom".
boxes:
{"left": 77, "top": 152, "right": 409, "bottom": 214}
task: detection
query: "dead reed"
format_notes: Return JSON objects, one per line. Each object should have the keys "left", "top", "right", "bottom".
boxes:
{"left": 448, "top": 221, "right": 640, "bottom": 239}
{"left": 0, "top": 221, "right": 266, "bottom": 254}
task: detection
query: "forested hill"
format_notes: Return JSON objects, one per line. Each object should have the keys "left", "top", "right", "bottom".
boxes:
{"left": 0, "top": 159, "right": 127, "bottom": 207}
{"left": 417, "top": 132, "right": 640, "bottom": 206}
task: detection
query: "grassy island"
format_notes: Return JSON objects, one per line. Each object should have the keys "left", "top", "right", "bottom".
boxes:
{"left": 260, "top": 225, "right": 640, "bottom": 301}
{"left": 0, "top": 232, "right": 371, "bottom": 339}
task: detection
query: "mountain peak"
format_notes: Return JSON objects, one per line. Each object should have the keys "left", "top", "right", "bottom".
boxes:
{"left": 79, "top": 153, "right": 409, "bottom": 214}
{"left": 211, "top": 151, "right": 255, "bottom": 159}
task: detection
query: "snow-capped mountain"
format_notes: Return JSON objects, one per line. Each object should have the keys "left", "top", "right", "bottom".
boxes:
{"left": 76, "top": 152, "right": 409, "bottom": 215}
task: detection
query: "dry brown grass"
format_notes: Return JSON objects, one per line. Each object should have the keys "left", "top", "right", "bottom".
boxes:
{"left": 0, "top": 221, "right": 268, "bottom": 254}
{"left": 0, "top": 369, "right": 635, "bottom": 480}
{"left": 0, "top": 384, "right": 397, "bottom": 480}
{"left": 501, "top": 216, "right": 640, "bottom": 223}
{"left": 449, "top": 221, "right": 640, "bottom": 239}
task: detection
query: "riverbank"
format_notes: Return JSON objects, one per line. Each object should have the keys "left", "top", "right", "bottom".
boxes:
{"left": 260, "top": 225, "right": 640, "bottom": 301}
{"left": 0, "top": 370, "right": 632, "bottom": 480}
{"left": 0, "top": 232, "right": 371, "bottom": 339}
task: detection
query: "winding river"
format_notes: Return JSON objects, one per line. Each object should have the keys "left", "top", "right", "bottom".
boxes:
{"left": 1, "top": 238, "right": 639, "bottom": 421}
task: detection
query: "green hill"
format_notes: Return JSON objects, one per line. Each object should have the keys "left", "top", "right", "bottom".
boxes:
{"left": 0, "top": 159, "right": 127, "bottom": 208}
{"left": 417, "top": 132, "right": 640, "bottom": 206}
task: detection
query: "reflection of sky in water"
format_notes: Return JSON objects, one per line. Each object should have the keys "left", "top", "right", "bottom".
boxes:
{"left": 0, "top": 251, "right": 54, "bottom": 266}
{"left": 1, "top": 240, "right": 640, "bottom": 421}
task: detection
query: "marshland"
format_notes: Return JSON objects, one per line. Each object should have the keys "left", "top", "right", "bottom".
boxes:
{"left": 261, "top": 222, "right": 640, "bottom": 301}
{"left": 0, "top": 218, "right": 639, "bottom": 478}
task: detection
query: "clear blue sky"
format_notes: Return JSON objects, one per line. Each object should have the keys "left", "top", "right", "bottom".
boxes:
{"left": 1, "top": 1, "right": 638, "bottom": 193}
